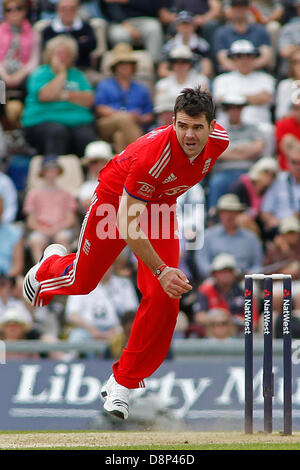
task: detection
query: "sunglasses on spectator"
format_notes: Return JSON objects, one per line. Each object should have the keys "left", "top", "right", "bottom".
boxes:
{"left": 5, "top": 5, "right": 24, "bottom": 12}
{"left": 232, "top": 53, "right": 256, "bottom": 59}
{"left": 291, "top": 59, "right": 300, "bottom": 64}
{"left": 289, "top": 159, "right": 300, "bottom": 165}
{"left": 212, "top": 321, "right": 230, "bottom": 327}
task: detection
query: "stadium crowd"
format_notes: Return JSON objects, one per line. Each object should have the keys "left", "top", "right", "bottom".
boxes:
{"left": 1, "top": 0, "right": 300, "bottom": 358}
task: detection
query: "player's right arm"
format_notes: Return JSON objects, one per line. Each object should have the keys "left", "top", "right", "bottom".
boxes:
{"left": 116, "top": 190, "right": 192, "bottom": 299}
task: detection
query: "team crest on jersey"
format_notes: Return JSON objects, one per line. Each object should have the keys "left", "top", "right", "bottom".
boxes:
{"left": 137, "top": 181, "right": 155, "bottom": 196}
{"left": 202, "top": 158, "right": 212, "bottom": 174}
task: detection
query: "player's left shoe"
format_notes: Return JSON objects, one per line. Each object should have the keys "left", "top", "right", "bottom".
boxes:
{"left": 101, "top": 374, "right": 130, "bottom": 420}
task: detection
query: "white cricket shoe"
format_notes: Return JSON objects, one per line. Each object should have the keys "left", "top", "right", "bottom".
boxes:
{"left": 23, "top": 244, "right": 67, "bottom": 307}
{"left": 101, "top": 374, "right": 130, "bottom": 420}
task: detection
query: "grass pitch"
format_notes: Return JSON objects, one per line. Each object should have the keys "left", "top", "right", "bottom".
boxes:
{"left": 0, "top": 430, "right": 300, "bottom": 450}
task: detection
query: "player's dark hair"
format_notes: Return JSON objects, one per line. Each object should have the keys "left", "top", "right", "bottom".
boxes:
{"left": 174, "top": 86, "right": 215, "bottom": 124}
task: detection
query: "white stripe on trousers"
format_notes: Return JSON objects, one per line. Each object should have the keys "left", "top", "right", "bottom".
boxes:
{"left": 38, "top": 193, "right": 99, "bottom": 297}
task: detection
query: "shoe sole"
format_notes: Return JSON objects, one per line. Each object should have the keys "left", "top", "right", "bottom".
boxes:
{"left": 22, "top": 244, "right": 67, "bottom": 307}
{"left": 103, "top": 401, "right": 128, "bottom": 420}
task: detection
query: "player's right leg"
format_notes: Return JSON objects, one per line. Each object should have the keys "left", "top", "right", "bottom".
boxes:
{"left": 22, "top": 191, "right": 126, "bottom": 307}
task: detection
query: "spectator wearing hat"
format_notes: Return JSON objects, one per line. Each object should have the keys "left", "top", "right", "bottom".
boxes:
{"left": 207, "top": 93, "right": 265, "bottom": 209}
{"left": 213, "top": 39, "right": 275, "bottom": 156}
{"left": 276, "top": 46, "right": 300, "bottom": 121}
{"left": 23, "top": 155, "right": 78, "bottom": 263}
{"left": 214, "top": 0, "right": 272, "bottom": 73}
{"left": 195, "top": 193, "right": 264, "bottom": 279}
{"left": 158, "top": 10, "right": 213, "bottom": 79}
{"left": 0, "top": 195, "right": 24, "bottom": 278}
{"left": 21, "top": 34, "right": 97, "bottom": 157}
{"left": 94, "top": 43, "right": 154, "bottom": 154}
{"left": 229, "top": 157, "right": 278, "bottom": 237}
{"left": 191, "top": 253, "right": 258, "bottom": 336}
{"left": 0, "top": 307, "right": 64, "bottom": 359}
{"left": 77, "top": 140, "right": 113, "bottom": 213}
{"left": 101, "top": 0, "right": 163, "bottom": 65}
{"left": 0, "top": 274, "right": 32, "bottom": 324}
{"left": 153, "top": 93, "right": 174, "bottom": 127}
{"left": 154, "top": 45, "right": 209, "bottom": 114}
{"left": 260, "top": 151, "right": 300, "bottom": 235}
{"left": 275, "top": 101, "right": 300, "bottom": 170}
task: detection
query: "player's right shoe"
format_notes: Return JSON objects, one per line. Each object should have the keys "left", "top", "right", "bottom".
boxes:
{"left": 101, "top": 374, "right": 130, "bottom": 420}
{"left": 22, "top": 244, "right": 67, "bottom": 307}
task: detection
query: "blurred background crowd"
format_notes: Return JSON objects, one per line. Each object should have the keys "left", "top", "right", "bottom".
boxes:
{"left": 0, "top": 0, "right": 300, "bottom": 360}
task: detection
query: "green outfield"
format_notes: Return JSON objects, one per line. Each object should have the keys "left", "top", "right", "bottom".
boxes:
{"left": 0, "top": 430, "right": 300, "bottom": 450}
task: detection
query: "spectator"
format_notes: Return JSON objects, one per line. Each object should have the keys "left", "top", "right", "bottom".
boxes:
{"left": 0, "top": 307, "right": 64, "bottom": 359}
{"left": 103, "top": 310, "right": 136, "bottom": 359}
{"left": 207, "top": 94, "right": 265, "bottom": 209}
{"left": 157, "top": 10, "right": 213, "bottom": 79}
{"left": 229, "top": 156, "right": 279, "bottom": 237}
{"left": 0, "top": 0, "right": 40, "bottom": 116}
{"left": 194, "top": 193, "right": 264, "bottom": 278}
{"left": 0, "top": 195, "right": 24, "bottom": 277}
{"left": 276, "top": 101, "right": 300, "bottom": 170}
{"left": 278, "top": 0, "right": 300, "bottom": 77}
{"left": 213, "top": 39, "right": 275, "bottom": 156}
{"left": 77, "top": 140, "right": 113, "bottom": 214}
{"left": 153, "top": 92, "right": 174, "bottom": 127}
{"left": 0, "top": 171, "right": 18, "bottom": 224}
{"left": 214, "top": 0, "right": 272, "bottom": 73}
{"left": 41, "top": 0, "right": 97, "bottom": 70}
{"left": 276, "top": 46, "right": 300, "bottom": 120}
{"left": 23, "top": 155, "right": 78, "bottom": 263}
{"left": 159, "top": 0, "right": 222, "bottom": 45}
{"left": 204, "top": 308, "right": 238, "bottom": 339}
{"left": 21, "top": 35, "right": 97, "bottom": 157}
{"left": 154, "top": 45, "right": 210, "bottom": 114}
{"left": 101, "top": 0, "right": 163, "bottom": 65}
{"left": 224, "top": 0, "right": 284, "bottom": 62}
{"left": 192, "top": 253, "right": 258, "bottom": 335}
{"left": 95, "top": 43, "right": 154, "bottom": 154}
{"left": 0, "top": 273, "right": 32, "bottom": 323}
{"left": 260, "top": 151, "right": 300, "bottom": 237}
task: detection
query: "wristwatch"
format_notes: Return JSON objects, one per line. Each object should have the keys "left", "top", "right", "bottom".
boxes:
{"left": 154, "top": 264, "right": 168, "bottom": 278}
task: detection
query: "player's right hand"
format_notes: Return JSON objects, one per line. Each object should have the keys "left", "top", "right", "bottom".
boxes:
{"left": 158, "top": 267, "right": 192, "bottom": 299}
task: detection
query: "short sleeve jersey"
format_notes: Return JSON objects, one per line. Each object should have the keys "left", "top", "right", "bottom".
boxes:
{"left": 98, "top": 123, "right": 229, "bottom": 205}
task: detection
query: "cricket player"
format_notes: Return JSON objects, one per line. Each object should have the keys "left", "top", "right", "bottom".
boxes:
{"left": 23, "top": 87, "right": 229, "bottom": 420}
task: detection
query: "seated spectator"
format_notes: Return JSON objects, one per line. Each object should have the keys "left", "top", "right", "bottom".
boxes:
{"left": 213, "top": 39, "right": 275, "bottom": 156}
{"left": 153, "top": 92, "right": 174, "bottom": 127}
{"left": 159, "top": 0, "right": 222, "bottom": 45}
{"left": 0, "top": 0, "right": 40, "bottom": 125}
{"left": 157, "top": 10, "right": 213, "bottom": 79}
{"left": 95, "top": 43, "right": 154, "bottom": 154}
{"left": 191, "top": 253, "right": 259, "bottom": 335}
{"left": 204, "top": 308, "right": 238, "bottom": 339}
{"left": 0, "top": 171, "right": 18, "bottom": 224}
{"left": 195, "top": 193, "right": 264, "bottom": 278}
{"left": 224, "top": 0, "right": 284, "bottom": 64}
{"left": 21, "top": 35, "right": 97, "bottom": 157}
{"left": 275, "top": 101, "right": 300, "bottom": 170}
{"left": 103, "top": 310, "right": 136, "bottom": 359}
{"left": 276, "top": 46, "right": 300, "bottom": 121}
{"left": 0, "top": 195, "right": 24, "bottom": 277}
{"left": 278, "top": 0, "right": 300, "bottom": 77}
{"left": 0, "top": 307, "right": 64, "bottom": 359}
{"left": 0, "top": 273, "right": 32, "bottom": 323}
{"left": 229, "top": 157, "right": 278, "bottom": 238}
{"left": 23, "top": 155, "right": 78, "bottom": 263}
{"left": 101, "top": 0, "right": 163, "bottom": 65}
{"left": 207, "top": 94, "right": 265, "bottom": 209}
{"left": 40, "top": 0, "right": 97, "bottom": 70}
{"left": 260, "top": 152, "right": 300, "bottom": 235}
{"left": 214, "top": 0, "right": 272, "bottom": 73}
{"left": 154, "top": 45, "right": 209, "bottom": 115}
{"left": 77, "top": 140, "right": 113, "bottom": 214}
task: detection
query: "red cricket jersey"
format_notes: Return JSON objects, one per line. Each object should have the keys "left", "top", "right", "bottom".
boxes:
{"left": 98, "top": 123, "right": 229, "bottom": 205}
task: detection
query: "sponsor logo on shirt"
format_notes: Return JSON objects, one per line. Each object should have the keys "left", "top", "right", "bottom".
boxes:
{"left": 202, "top": 158, "right": 212, "bottom": 174}
{"left": 137, "top": 181, "right": 155, "bottom": 196}
{"left": 162, "top": 173, "right": 177, "bottom": 184}
{"left": 160, "top": 185, "right": 191, "bottom": 196}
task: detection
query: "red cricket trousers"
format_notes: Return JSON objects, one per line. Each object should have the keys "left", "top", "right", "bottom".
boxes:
{"left": 35, "top": 186, "right": 180, "bottom": 389}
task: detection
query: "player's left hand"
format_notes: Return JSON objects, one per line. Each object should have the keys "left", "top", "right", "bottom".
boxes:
{"left": 158, "top": 267, "right": 192, "bottom": 299}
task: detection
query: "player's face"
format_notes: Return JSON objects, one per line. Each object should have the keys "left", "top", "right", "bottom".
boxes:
{"left": 173, "top": 111, "right": 215, "bottom": 159}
